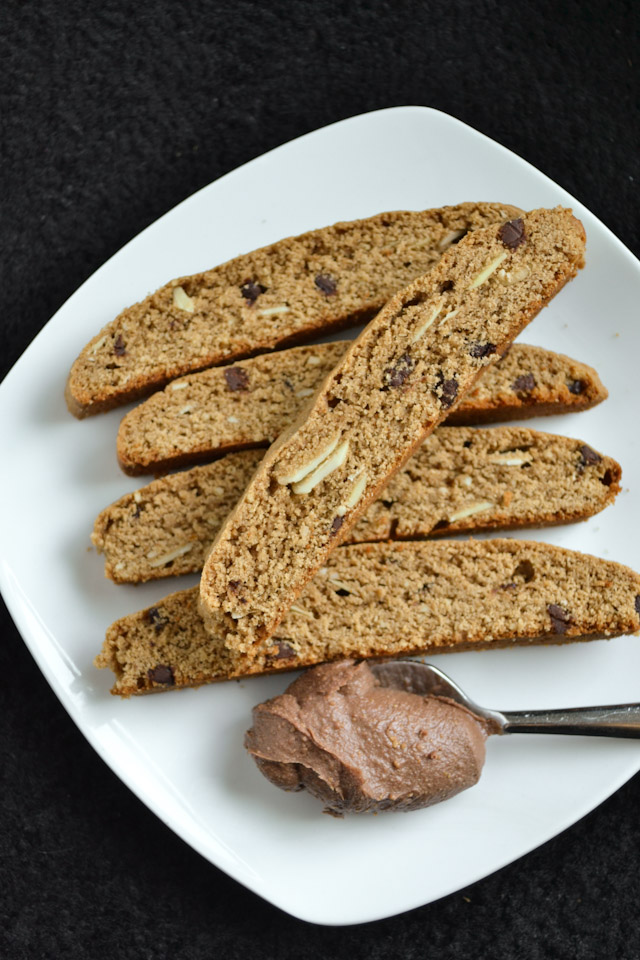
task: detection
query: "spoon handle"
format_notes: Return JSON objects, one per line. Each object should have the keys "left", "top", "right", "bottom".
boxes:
{"left": 501, "top": 704, "right": 640, "bottom": 738}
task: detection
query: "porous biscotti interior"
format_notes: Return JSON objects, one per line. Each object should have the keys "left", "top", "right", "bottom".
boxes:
{"left": 94, "top": 427, "right": 620, "bottom": 583}
{"left": 199, "top": 208, "right": 586, "bottom": 653}
{"left": 96, "top": 540, "right": 640, "bottom": 696}
{"left": 67, "top": 202, "right": 522, "bottom": 416}
{"left": 116, "top": 341, "right": 607, "bottom": 476}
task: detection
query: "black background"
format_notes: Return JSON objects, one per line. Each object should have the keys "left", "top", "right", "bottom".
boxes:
{"left": 2, "top": 1, "right": 639, "bottom": 957}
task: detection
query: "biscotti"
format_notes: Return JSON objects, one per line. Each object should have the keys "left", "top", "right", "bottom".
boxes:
{"left": 446, "top": 343, "right": 607, "bottom": 425}
{"left": 94, "top": 427, "right": 620, "bottom": 583}
{"left": 96, "top": 540, "right": 640, "bottom": 696}
{"left": 66, "top": 202, "right": 523, "bottom": 417}
{"left": 117, "top": 341, "right": 608, "bottom": 475}
{"left": 199, "top": 208, "right": 587, "bottom": 655}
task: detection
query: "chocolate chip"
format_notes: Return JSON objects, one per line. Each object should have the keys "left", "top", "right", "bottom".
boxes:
{"left": 514, "top": 560, "right": 535, "bottom": 583}
{"left": 381, "top": 499, "right": 394, "bottom": 508}
{"left": 335, "top": 588, "right": 350, "bottom": 597}
{"left": 568, "top": 379, "right": 586, "bottom": 395}
{"left": 330, "top": 516, "right": 344, "bottom": 537}
{"left": 240, "top": 281, "right": 266, "bottom": 304}
{"left": 548, "top": 603, "right": 571, "bottom": 634}
{"left": 384, "top": 353, "right": 415, "bottom": 389}
{"left": 579, "top": 444, "right": 602, "bottom": 467}
{"left": 327, "top": 395, "right": 341, "bottom": 409}
{"left": 113, "top": 334, "right": 126, "bottom": 356}
{"left": 224, "top": 367, "right": 250, "bottom": 392}
{"left": 600, "top": 469, "right": 615, "bottom": 487}
{"left": 463, "top": 440, "right": 473, "bottom": 448}
{"left": 469, "top": 342, "right": 497, "bottom": 359}
{"left": 273, "top": 642, "right": 296, "bottom": 661}
{"left": 439, "top": 280, "right": 454, "bottom": 293}
{"left": 441, "top": 379, "right": 459, "bottom": 407}
{"left": 498, "top": 218, "right": 526, "bottom": 250}
{"left": 434, "top": 372, "right": 458, "bottom": 408}
{"left": 146, "top": 607, "right": 169, "bottom": 633}
{"left": 512, "top": 373, "right": 536, "bottom": 394}
{"left": 315, "top": 274, "right": 337, "bottom": 296}
{"left": 147, "top": 665, "right": 175, "bottom": 685}
{"left": 441, "top": 377, "right": 458, "bottom": 407}
{"left": 635, "top": 596, "right": 640, "bottom": 616}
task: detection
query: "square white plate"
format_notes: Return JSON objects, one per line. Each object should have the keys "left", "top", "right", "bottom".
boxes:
{"left": 2, "top": 106, "right": 640, "bottom": 926}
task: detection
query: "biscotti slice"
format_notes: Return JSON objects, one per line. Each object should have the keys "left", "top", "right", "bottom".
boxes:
{"left": 446, "top": 343, "right": 607, "bottom": 425}
{"left": 117, "top": 341, "right": 607, "bottom": 476}
{"left": 95, "top": 428, "right": 620, "bottom": 583}
{"left": 96, "top": 540, "right": 640, "bottom": 696}
{"left": 199, "top": 208, "right": 586, "bottom": 655}
{"left": 66, "top": 202, "right": 523, "bottom": 417}
{"left": 117, "top": 342, "right": 346, "bottom": 475}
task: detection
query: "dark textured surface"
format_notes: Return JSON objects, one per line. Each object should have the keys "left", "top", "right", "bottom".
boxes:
{"left": 1, "top": 0, "right": 639, "bottom": 956}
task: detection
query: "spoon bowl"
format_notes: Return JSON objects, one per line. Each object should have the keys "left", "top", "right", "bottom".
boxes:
{"left": 370, "top": 660, "right": 640, "bottom": 739}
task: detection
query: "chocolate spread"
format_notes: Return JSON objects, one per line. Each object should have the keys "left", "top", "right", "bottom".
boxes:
{"left": 245, "top": 660, "right": 492, "bottom": 815}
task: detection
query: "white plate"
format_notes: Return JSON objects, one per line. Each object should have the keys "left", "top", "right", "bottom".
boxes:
{"left": 1, "top": 106, "right": 640, "bottom": 926}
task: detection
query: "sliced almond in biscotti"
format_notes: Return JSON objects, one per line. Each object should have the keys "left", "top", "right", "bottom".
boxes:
{"left": 96, "top": 539, "right": 640, "bottom": 696}
{"left": 66, "top": 202, "right": 523, "bottom": 418}
{"left": 198, "top": 208, "right": 587, "bottom": 656}
{"left": 95, "top": 427, "right": 620, "bottom": 584}
{"left": 116, "top": 341, "right": 607, "bottom": 476}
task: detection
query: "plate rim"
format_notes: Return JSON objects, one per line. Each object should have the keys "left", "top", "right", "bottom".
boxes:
{"left": 2, "top": 103, "right": 640, "bottom": 926}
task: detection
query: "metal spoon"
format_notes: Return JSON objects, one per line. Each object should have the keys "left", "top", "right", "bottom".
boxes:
{"left": 370, "top": 660, "right": 640, "bottom": 738}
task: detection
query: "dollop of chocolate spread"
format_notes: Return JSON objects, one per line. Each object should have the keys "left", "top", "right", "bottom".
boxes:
{"left": 244, "top": 660, "right": 493, "bottom": 815}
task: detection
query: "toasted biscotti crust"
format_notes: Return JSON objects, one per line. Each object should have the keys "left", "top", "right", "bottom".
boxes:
{"left": 198, "top": 208, "right": 587, "bottom": 655}
{"left": 96, "top": 540, "right": 640, "bottom": 696}
{"left": 66, "top": 202, "right": 523, "bottom": 417}
{"left": 94, "top": 427, "right": 620, "bottom": 583}
{"left": 116, "top": 341, "right": 608, "bottom": 476}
